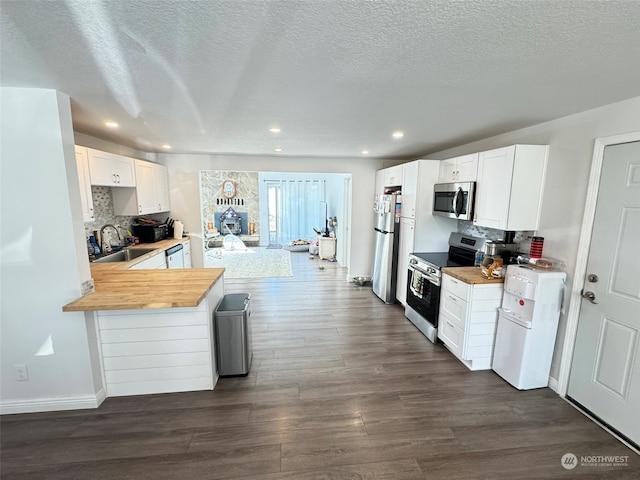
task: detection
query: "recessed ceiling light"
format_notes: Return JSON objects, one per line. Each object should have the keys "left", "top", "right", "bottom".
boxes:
{"left": 274, "top": 147, "right": 283, "bottom": 152}
{"left": 161, "top": 144, "right": 172, "bottom": 149}
{"left": 104, "top": 121, "right": 119, "bottom": 128}
{"left": 270, "top": 127, "right": 281, "bottom": 133}
{"left": 361, "top": 150, "right": 369, "bottom": 155}
{"left": 392, "top": 131, "right": 404, "bottom": 139}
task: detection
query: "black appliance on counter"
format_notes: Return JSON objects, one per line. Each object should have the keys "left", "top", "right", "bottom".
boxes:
{"left": 132, "top": 223, "right": 168, "bottom": 243}
{"left": 405, "top": 232, "right": 486, "bottom": 343}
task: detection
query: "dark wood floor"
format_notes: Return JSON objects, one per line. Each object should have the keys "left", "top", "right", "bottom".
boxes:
{"left": 2, "top": 252, "right": 638, "bottom": 479}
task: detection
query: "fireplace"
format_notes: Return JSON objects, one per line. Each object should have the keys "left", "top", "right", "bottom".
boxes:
{"left": 218, "top": 207, "right": 244, "bottom": 235}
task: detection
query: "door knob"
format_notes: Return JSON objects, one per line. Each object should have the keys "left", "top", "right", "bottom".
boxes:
{"left": 581, "top": 290, "right": 598, "bottom": 304}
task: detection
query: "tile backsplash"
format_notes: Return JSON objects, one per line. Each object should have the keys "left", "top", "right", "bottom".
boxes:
{"left": 457, "top": 220, "right": 533, "bottom": 246}
{"left": 84, "top": 186, "right": 137, "bottom": 246}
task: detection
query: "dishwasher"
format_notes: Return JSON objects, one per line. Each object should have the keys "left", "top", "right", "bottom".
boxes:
{"left": 166, "top": 243, "right": 185, "bottom": 268}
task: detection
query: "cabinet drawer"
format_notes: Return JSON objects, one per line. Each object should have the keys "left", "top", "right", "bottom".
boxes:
{"left": 438, "top": 312, "right": 464, "bottom": 357}
{"left": 440, "top": 291, "right": 468, "bottom": 325}
{"left": 442, "top": 274, "right": 470, "bottom": 300}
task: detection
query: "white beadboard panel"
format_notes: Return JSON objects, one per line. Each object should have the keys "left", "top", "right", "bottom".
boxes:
{"left": 468, "top": 322, "right": 498, "bottom": 335}
{"left": 103, "top": 352, "right": 211, "bottom": 371}
{"left": 467, "top": 311, "right": 500, "bottom": 324}
{"left": 107, "top": 377, "right": 213, "bottom": 397}
{"left": 471, "top": 286, "right": 504, "bottom": 301}
{"left": 466, "top": 345, "right": 493, "bottom": 358}
{"left": 105, "top": 364, "right": 211, "bottom": 384}
{"left": 467, "top": 334, "right": 495, "bottom": 347}
{"left": 99, "top": 325, "right": 208, "bottom": 343}
{"left": 98, "top": 312, "right": 208, "bottom": 330}
{"left": 98, "top": 302, "right": 207, "bottom": 316}
{"left": 101, "top": 338, "right": 210, "bottom": 357}
{"left": 468, "top": 299, "right": 502, "bottom": 313}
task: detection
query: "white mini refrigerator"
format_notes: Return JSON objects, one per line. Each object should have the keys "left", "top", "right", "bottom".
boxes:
{"left": 492, "top": 265, "right": 566, "bottom": 390}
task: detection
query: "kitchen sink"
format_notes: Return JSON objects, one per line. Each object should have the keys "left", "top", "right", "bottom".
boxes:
{"left": 92, "top": 248, "right": 157, "bottom": 263}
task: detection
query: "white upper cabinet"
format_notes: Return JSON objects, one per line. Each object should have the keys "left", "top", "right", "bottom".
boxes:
{"left": 75, "top": 146, "right": 94, "bottom": 222}
{"left": 153, "top": 163, "right": 170, "bottom": 212}
{"left": 375, "top": 170, "right": 385, "bottom": 195}
{"left": 375, "top": 164, "right": 404, "bottom": 195}
{"left": 383, "top": 165, "right": 403, "bottom": 187}
{"left": 112, "top": 159, "right": 171, "bottom": 215}
{"left": 474, "top": 145, "right": 548, "bottom": 231}
{"left": 438, "top": 153, "right": 478, "bottom": 183}
{"left": 87, "top": 148, "right": 136, "bottom": 187}
{"left": 400, "top": 161, "right": 419, "bottom": 218}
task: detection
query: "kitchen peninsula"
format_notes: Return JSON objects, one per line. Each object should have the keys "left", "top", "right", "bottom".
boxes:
{"left": 63, "top": 247, "right": 225, "bottom": 397}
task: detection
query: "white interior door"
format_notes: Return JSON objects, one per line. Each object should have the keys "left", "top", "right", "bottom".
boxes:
{"left": 567, "top": 140, "right": 640, "bottom": 446}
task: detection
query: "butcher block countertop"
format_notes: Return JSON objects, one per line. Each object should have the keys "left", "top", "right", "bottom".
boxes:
{"left": 442, "top": 266, "right": 505, "bottom": 285}
{"left": 62, "top": 237, "right": 225, "bottom": 312}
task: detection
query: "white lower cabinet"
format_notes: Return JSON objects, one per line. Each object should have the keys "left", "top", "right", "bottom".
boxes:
{"left": 182, "top": 238, "right": 192, "bottom": 268}
{"left": 97, "top": 279, "right": 224, "bottom": 397}
{"left": 128, "top": 252, "right": 167, "bottom": 270}
{"left": 438, "top": 273, "right": 503, "bottom": 370}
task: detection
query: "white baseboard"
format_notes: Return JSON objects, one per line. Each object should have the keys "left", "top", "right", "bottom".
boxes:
{"left": 548, "top": 376, "right": 559, "bottom": 393}
{"left": 0, "top": 388, "right": 106, "bottom": 415}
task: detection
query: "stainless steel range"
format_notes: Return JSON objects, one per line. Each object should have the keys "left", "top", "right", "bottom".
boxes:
{"left": 405, "top": 232, "right": 486, "bottom": 343}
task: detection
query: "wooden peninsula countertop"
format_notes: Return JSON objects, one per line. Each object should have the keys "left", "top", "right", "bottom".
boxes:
{"left": 441, "top": 266, "right": 505, "bottom": 285}
{"left": 63, "top": 237, "right": 225, "bottom": 312}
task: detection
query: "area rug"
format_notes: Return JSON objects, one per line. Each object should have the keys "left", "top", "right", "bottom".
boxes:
{"left": 204, "top": 247, "right": 293, "bottom": 279}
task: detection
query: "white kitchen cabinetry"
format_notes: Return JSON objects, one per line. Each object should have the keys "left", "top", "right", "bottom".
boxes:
{"left": 182, "top": 238, "right": 192, "bottom": 268}
{"left": 87, "top": 148, "right": 136, "bottom": 187}
{"left": 96, "top": 278, "right": 223, "bottom": 396}
{"left": 400, "top": 161, "right": 419, "bottom": 218}
{"left": 473, "top": 145, "right": 548, "bottom": 231}
{"left": 375, "top": 171, "right": 385, "bottom": 195}
{"left": 438, "top": 273, "right": 503, "bottom": 371}
{"left": 438, "top": 153, "right": 478, "bottom": 183}
{"left": 112, "top": 160, "right": 170, "bottom": 215}
{"left": 396, "top": 216, "right": 414, "bottom": 305}
{"left": 395, "top": 160, "right": 454, "bottom": 305}
{"left": 128, "top": 252, "right": 167, "bottom": 270}
{"left": 75, "top": 146, "right": 94, "bottom": 222}
{"left": 376, "top": 165, "right": 404, "bottom": 191}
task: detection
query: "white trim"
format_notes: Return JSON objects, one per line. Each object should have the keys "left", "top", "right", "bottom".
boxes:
{"left": 557, "top": 131, "right": 640, "bottom": 396}
{"left": 0, "top": 388, "right": 107, "bottom": 415}
{"left": 548, "top": 376, "right": 559, "bottom": 393}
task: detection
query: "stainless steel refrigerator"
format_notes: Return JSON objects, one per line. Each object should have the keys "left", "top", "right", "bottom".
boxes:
{"left": 372, "top": 194, "right": 400, "bottom": 303}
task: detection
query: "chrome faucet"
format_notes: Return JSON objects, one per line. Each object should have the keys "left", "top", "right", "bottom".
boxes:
{"left": 99, "top": 224, "right": 123, "bottom": 253}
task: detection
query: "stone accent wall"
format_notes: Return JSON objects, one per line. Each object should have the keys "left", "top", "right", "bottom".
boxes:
{"left": 200, "top": 171, "right": 260, "bottom": 235}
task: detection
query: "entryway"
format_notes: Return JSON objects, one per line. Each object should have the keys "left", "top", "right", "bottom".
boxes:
{"left": 565, "top": 133, "right": 640, "bottom": 448}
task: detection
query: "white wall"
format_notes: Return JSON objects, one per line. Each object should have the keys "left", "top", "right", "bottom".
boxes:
{"left": 426, "top": 96, "right": 640, "bottom": 380}
{"left": 159, "top": 154, "right": 379, "bottom": 279}
{"left": 0, "top": 88, "right": 104, "bottom": 413}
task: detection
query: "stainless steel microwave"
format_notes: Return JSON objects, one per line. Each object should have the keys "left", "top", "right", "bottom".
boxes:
{"left": 432, "top": 182, "right": 475, "bottom": 220}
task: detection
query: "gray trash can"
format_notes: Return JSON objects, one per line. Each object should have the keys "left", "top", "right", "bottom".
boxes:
{"left": 214, "top": 293, "right": 252, "bottom": 376}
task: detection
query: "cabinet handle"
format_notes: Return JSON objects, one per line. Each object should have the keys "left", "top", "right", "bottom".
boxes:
{"left": 112, "top": 173, "right": 117, "bottom": 183}
{"left": 448, "top": 295, "right": 457, "bottom": 302}
{"left": 116, "top": 174, "right": 120, "bottom": 183}
{"left": 447, "top": 321, "right": 454, "bottom": 328}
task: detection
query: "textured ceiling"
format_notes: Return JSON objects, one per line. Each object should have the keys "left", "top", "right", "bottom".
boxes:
{"left": 2, "top": 0, "right": 640, "bottom": 159}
